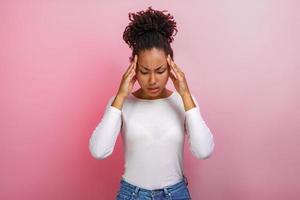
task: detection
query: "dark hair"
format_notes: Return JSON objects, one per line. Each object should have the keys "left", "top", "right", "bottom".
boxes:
{"left": 123, "top": 6, "right": 178, "bottom": 62}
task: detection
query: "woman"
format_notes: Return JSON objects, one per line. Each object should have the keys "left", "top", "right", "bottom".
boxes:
{"left": 89, "top": 6, "right": 215, "bottom": 200}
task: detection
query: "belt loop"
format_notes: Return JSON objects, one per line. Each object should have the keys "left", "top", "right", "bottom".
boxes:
{"left": 131, "top": 186, "right": 140, "bottom": 198}
{"left": 163, "top": 187, "right": 171, "bottom": 199}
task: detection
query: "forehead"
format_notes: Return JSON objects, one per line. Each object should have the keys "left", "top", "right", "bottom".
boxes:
{"left": 138, "top": 48, "right": 166, "bottom": 69}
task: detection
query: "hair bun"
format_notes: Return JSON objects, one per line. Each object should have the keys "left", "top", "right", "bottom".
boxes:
{"left": 123, "top": 6, "right": 178, "bottom": 48}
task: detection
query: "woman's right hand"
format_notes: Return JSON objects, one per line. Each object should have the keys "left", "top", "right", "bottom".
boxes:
{"left": 116, "top": 54, "right": 138, "bottom": 98}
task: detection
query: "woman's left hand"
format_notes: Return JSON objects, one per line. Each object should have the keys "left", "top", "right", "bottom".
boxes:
{"left": 167, "top": 54, "right": 191, "bottom": 97}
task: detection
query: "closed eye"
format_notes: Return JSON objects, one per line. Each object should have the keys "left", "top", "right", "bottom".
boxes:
{"left": 157, "top": 70, "right": 166, "bottom": 74}
{"left": 140, "top": 70, "right": 166, "bottom": 75}
{"left": 140, "top": 71, "right": 148, "bottom": 74}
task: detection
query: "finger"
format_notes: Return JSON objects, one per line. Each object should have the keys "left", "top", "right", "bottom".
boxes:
{"left": 131, "top": 55, "right": 138, "bottom": 71}
{"left": 134, "top": 54, "right": 138, "bottom": 63}
{"left": 168, "top": 55, "right": 182, "bottom": 74}
{"left": 125, "top": 55, "right": 138, "bottom": 76}
{"left": 169, "top": 70, "right": 177, "bottom": 81}
{"left": 128, "top": 67, "right": 136, "bottom": 80}
{"left": 167, "top": 54, "right": 176, "bottom": 70}
{"left": 130, "top": 75, "right": 137, "bottom": 83}
{"left": 125, "top": 58, "right": 135, "bottom": 72}
{"left": 133, "top": 55, "right": 138, "bottom": 71}
{"left": 124, "top": 63, "right": 134, "bottom": 77}
{"left": 129, "top": 75, "right": 136, "bottom": 85}
{"left": 167, "top": 55, "right": 179, "bottom": 79}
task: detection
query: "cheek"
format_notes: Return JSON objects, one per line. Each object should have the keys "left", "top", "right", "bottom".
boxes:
{"left": 136, "top": 74, "right": 147, "bottom": 85}
{"left": 161, "top": 72, "right": 169, "bottom": 82}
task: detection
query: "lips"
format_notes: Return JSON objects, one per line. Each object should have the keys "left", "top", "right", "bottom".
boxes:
{"left": 148, "top": 87, "right": 160, "bottom": 93}
{"left": 148, "top": 87, "right": 159, "bottom": 90}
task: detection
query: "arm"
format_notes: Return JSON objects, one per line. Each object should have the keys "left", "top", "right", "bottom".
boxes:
{"left": 184, "top": 94, "right": 215, "bottom": 159}
{"left": 181, "top": 92, "right": 196, "bottom": 111}
{"left": 88, "top": 95, "right": 122, "bottom": 160}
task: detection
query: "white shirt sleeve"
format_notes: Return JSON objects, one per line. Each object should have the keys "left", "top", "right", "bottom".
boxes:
{"left": 184, "top": 95, "right": 215, "bottom": 159}
{"left": 89, "top": 95, "right": 122, "bottom": 160}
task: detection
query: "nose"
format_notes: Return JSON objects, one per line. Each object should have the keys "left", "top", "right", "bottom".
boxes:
{"left": 149, "top": 72, "right": 157, "bottom": 85}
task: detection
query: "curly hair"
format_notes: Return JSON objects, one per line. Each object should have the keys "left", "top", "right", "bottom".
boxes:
{"left": 123, "top": 6, "right": 178, "bottom": 63}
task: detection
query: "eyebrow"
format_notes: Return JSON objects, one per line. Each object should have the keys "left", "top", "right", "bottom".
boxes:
{"left": 139, "top": 64, "right": 166, "bottom": 71}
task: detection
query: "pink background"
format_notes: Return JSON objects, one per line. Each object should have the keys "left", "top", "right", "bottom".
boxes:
{"left": 1, "top": 1, "right": 299, "bottom": 199}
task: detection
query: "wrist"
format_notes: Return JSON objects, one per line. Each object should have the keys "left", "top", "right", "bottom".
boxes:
{"left": 180, "top": 91, "right": 191, "bottom": 98}
{"left": 116, "top": 93, "right": 126, "bottom": 100}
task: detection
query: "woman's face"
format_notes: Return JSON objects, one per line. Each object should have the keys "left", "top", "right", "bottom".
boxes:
{"left": 136, "top": 48, "right": 170, "bottom": 98}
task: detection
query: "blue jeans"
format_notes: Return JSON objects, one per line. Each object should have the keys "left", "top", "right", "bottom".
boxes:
{"left": 115, "top": 175, "right": 191, "bottom": 200}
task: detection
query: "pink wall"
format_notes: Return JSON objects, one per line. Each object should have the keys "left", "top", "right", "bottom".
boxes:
{"left": 1, "top": 1, "right": 299, "bottom": 199}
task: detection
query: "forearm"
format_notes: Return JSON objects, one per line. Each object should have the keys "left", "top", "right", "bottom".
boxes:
{"left": 181, "top": 92, "right": 196, "bottom": 111}
{"left": 111, "top": 94, "right": 126, "bottom": 110}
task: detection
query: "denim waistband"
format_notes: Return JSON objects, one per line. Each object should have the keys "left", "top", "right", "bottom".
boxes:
{"left": 120, "top": 175, "right": 188, "bottom": 198}
{"left": 119, "top": 175, "right": 189, "bottom": 198}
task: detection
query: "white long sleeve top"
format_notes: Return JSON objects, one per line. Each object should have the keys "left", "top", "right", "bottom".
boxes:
{"left": 89, "top": 91, "right": 215, "bottom": 189}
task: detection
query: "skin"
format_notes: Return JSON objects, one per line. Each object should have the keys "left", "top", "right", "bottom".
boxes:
{"left": 133, "top": 48, "right": 172, "bottom": 100}
{"left": 112, "top": 47, "right": 196, "bottom": 111}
